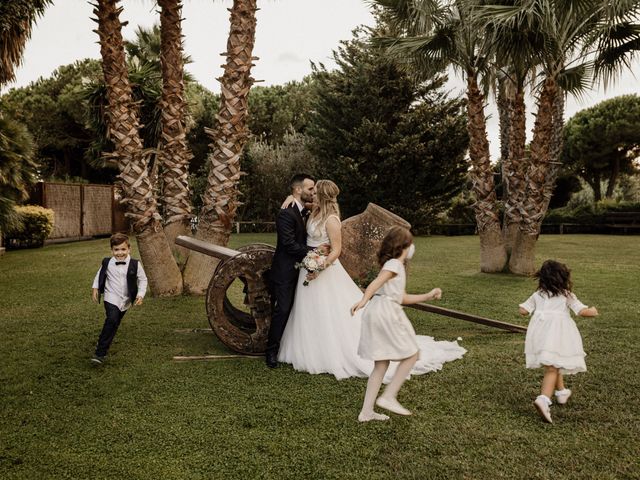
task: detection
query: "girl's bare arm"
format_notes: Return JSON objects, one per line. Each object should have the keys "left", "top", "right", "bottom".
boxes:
{"left": 578, "top": 306, "right": 598, "bottom": 317}
{"left": 350, "top": 270, "right": 395, "bottom": 315}
{"left": 403, "top": 288, "right": 442, "bottom": 305}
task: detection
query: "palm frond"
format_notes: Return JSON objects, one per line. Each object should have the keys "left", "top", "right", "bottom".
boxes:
{"left": 0, "top": 0, "right": 53, "bottom": 85}
{"left": 557, "top": 62, "right": 594, "bottom": 99}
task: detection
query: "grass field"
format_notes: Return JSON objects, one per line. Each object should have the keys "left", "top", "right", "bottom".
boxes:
{"left": 1, "top": 234, "right": 638, "bottom": 479}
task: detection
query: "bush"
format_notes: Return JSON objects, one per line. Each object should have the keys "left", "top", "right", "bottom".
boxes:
{"left": 4, "top": 205, "right": 54, "bottom": 248}
{"left": 438, "top": 188, "right": 477, "bottom": 224}
{"left": 239, "top": 132, "right": 319, "bottom": 221}
{"left": 544, "top": 200, "right": 640, "bottom": 225}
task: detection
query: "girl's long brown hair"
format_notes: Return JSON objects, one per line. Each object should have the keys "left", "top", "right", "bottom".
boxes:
{"left": 377, "top": 226, "right": 413, "bottom": 267}
{"left": 535, "top": 260, "right": 573, "bottom": 297}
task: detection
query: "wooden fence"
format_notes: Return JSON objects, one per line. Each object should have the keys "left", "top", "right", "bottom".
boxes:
{"left": 31, "top": 182, "right": 128, "bottom": 241}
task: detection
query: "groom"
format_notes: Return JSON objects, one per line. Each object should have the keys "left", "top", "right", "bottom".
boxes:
{"left": 265, "top": 173, "right": 316, "bottom": 368}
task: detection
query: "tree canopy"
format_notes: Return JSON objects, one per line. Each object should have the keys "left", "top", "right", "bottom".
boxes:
{"left": 307, "top": 27, "right": 469, "bottom": 228}
{"left": 563, "top": 95, "right": 640, "bottom": 200}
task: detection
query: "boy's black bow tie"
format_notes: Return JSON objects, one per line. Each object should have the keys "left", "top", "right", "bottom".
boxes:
{"left": 301, "top": 208, "right": 310, "bottom": 217}
{"left": 115, "top": 261, "right": 126, "bottom": 265}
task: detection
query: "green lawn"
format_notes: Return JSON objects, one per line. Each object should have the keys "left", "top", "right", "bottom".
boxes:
{"left": 1, "top": 234, "right": 638, "bottom": 479}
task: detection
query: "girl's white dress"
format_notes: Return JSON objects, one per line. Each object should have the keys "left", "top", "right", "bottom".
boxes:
{"left": 358, "top": 259, "right": 421, "bottom": 361}
{"left": 278, "top": 216, "right": 466, "bottom": 380}
{"left": 519, "top": 291, "right": 588, "bottom": 374}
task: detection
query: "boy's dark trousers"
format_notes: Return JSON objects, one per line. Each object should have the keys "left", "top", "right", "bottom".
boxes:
{"left": 95, "top": 301, "right": 127, "bottom": 357}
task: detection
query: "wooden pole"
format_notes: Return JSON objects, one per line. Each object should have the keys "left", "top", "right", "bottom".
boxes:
{"left": 406, "top": 302, "right": 526, "bottom": 333}
{"left": 175, "top": 235, "right": 526, "bottom": 334}
{"left": 172, "top": 354, "right": 259, "bottom": 361}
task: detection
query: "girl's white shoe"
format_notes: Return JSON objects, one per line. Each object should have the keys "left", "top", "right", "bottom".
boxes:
{"left": 534, "top": 395, "right": 553, "bottom": 423}
{"left": 555, "top": 389, "right": 572, "bottom": 405}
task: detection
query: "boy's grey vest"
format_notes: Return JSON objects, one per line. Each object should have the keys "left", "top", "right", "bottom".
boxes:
{"left": 98, "top": 257, "right": 139, "bottom": 303}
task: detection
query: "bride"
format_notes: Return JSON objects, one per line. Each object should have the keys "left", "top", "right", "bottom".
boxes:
{"left": 278, "top": 179, "right": 466, "bottom": 380}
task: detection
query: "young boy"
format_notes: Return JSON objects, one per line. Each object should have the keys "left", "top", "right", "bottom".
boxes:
{"left": 91, "top": 233, "right": 147, "bottom": 364}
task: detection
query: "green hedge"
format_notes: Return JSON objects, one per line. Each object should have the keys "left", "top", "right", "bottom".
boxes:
{"left": 543, "top": 201, "right": 640, "bottom": 224}
{"left": 4, "top": 205, "right": 54, "bottom": 248}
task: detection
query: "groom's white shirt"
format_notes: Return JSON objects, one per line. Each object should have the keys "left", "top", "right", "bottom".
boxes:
{"left": 294, "top": 198, "right": 305, "bottom": 214}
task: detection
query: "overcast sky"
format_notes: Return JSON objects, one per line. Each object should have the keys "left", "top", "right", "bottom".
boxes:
{"left": 8, "top": 0, "right": 640, "bottom": 159}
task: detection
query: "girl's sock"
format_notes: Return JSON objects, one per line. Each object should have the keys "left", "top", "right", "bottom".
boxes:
{"left": 538, "top": 394, "right": 552, "bottom": 406}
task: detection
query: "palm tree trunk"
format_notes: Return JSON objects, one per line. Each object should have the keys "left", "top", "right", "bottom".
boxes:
{"left": 497, "top": 76, "right": 510, "bottom": 168}
{"left": 502, "top": 84, "right": 527, "bottom": 258}
{"left": 158, "top": 0, "right": 193, "bottom": 265}
{"left": 466, "top": 74, "right": 506, "bottom": 273}
{"left": 94, "top": 0, "right": 182, "bottom": 296}
{"left": 539, "top": 90, "right": 565, "bottom": 214}
{"left": 182, "top": 0, "right": 258, "bottom": 294}
{"left": 509, "top": 76, "right": 558, "bottom": 275}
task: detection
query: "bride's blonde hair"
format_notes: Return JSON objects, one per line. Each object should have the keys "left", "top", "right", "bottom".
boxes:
{"left": 312, "top": 180, "right": 341, "bottom": 229}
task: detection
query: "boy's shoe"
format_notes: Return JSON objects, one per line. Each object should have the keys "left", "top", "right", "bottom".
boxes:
{"left": 555, "top": 389, "right": 572, "bottom": 405}
{"left": 533, "top": 395, "right": 553, "bottom": 423}
{"left": 91, "top": 355, "right": 105, "bottom": 365}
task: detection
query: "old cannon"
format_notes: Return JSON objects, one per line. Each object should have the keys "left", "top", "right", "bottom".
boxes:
{"left": 174, "top": 236, "right": 275, "bottom": 354}
{"left": 175, "top": 204, "right": 525, "bottom": 356}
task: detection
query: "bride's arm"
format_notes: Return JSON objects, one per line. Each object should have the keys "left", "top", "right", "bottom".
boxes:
{"left": 324, "top": 216, "right": 342, "bottom": 266}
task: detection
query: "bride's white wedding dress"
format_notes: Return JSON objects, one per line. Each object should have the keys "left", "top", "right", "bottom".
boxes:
{"left": 278, "top": 215, "right": 466, "bottom": 381}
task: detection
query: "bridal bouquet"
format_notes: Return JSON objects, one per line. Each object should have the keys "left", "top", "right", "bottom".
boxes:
{"left": 296, "top": 249, "right": 327, "bottom": 286}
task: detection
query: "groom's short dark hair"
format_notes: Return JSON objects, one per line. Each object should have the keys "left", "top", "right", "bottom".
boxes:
{"left": 290, "top": 173, "right": 315, "bottom": 192}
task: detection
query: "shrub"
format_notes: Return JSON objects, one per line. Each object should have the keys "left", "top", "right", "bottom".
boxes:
{"left": 438, "top": 189, "right": 477, "bottom": 224}
{"left": 4, "top": 205, "right": 54, "bottom": 248}
{"left": 544, "top": 200, "right": 640, "bottom": 224}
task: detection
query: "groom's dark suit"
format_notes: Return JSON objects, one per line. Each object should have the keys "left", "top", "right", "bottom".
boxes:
{"left": 266, "top": 204, "right": 311, "bottom": 360}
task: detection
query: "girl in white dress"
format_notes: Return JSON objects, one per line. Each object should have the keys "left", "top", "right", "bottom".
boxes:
{"left": 519, "top": 260, "right": 598, "bottom": 423}
{"left": 351, "top": 226, "right": 444, "bottom": 422}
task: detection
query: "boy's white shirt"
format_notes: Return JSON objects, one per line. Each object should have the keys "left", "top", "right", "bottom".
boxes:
{"left": 92, "top": 255, "right": 148, "bottom": 311}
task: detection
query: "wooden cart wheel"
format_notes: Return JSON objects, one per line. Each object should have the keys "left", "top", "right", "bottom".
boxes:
{"left": 205, "top": 244, "right": 275, "bottom": 354}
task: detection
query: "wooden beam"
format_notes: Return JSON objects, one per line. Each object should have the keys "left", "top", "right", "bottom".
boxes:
{"left": 172, "top": 354, "right": 260, "bottom": 361}
{"left": 407, "top": 302, "right": 527, "bottom": 333}
{"left": 173, "top": 328, "right": 215, "bottom": 334}
{"left": 175, "top": 235, "right": 240, "bottom": 261}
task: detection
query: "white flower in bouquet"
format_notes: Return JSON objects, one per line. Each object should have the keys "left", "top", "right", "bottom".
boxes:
{"left": 296, "top": 249, "right": 327, "bottom": 285}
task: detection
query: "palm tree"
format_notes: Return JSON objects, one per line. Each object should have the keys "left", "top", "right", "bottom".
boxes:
{"left": 372, "top": 0, "right": 507, "bottom": 272}
{"left": 482, "top": 12, "right": 542, "bottom": 257}
{"left": 0, "top": 0, "right": 52, "bottom": 252}
{"left": 481, "top": 0, "right": 640, "bottom": 273}
{"left": 182, "top": 0, "right": 258, "bottom": 294}
{"left": 93, "top": 0, "right": 182, "bottom": 295}
{"left": 0, "top": 0, "right": 52, "bottom": 86}
{"left": 157, "top": 0, "right": 194, "bottom": 262}
{"left": 0, "top": 116, "right": 37, "bottom": 234}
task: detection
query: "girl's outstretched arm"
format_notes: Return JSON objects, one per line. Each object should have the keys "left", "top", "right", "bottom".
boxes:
{"left": 403, "top": 288, "right": 442, "bottom": 305}
{"left": 578, "top": 306, "right": 598, "bottom": 317}
{"left": 350, "top": 270, "right": 395, "bottom": 315}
